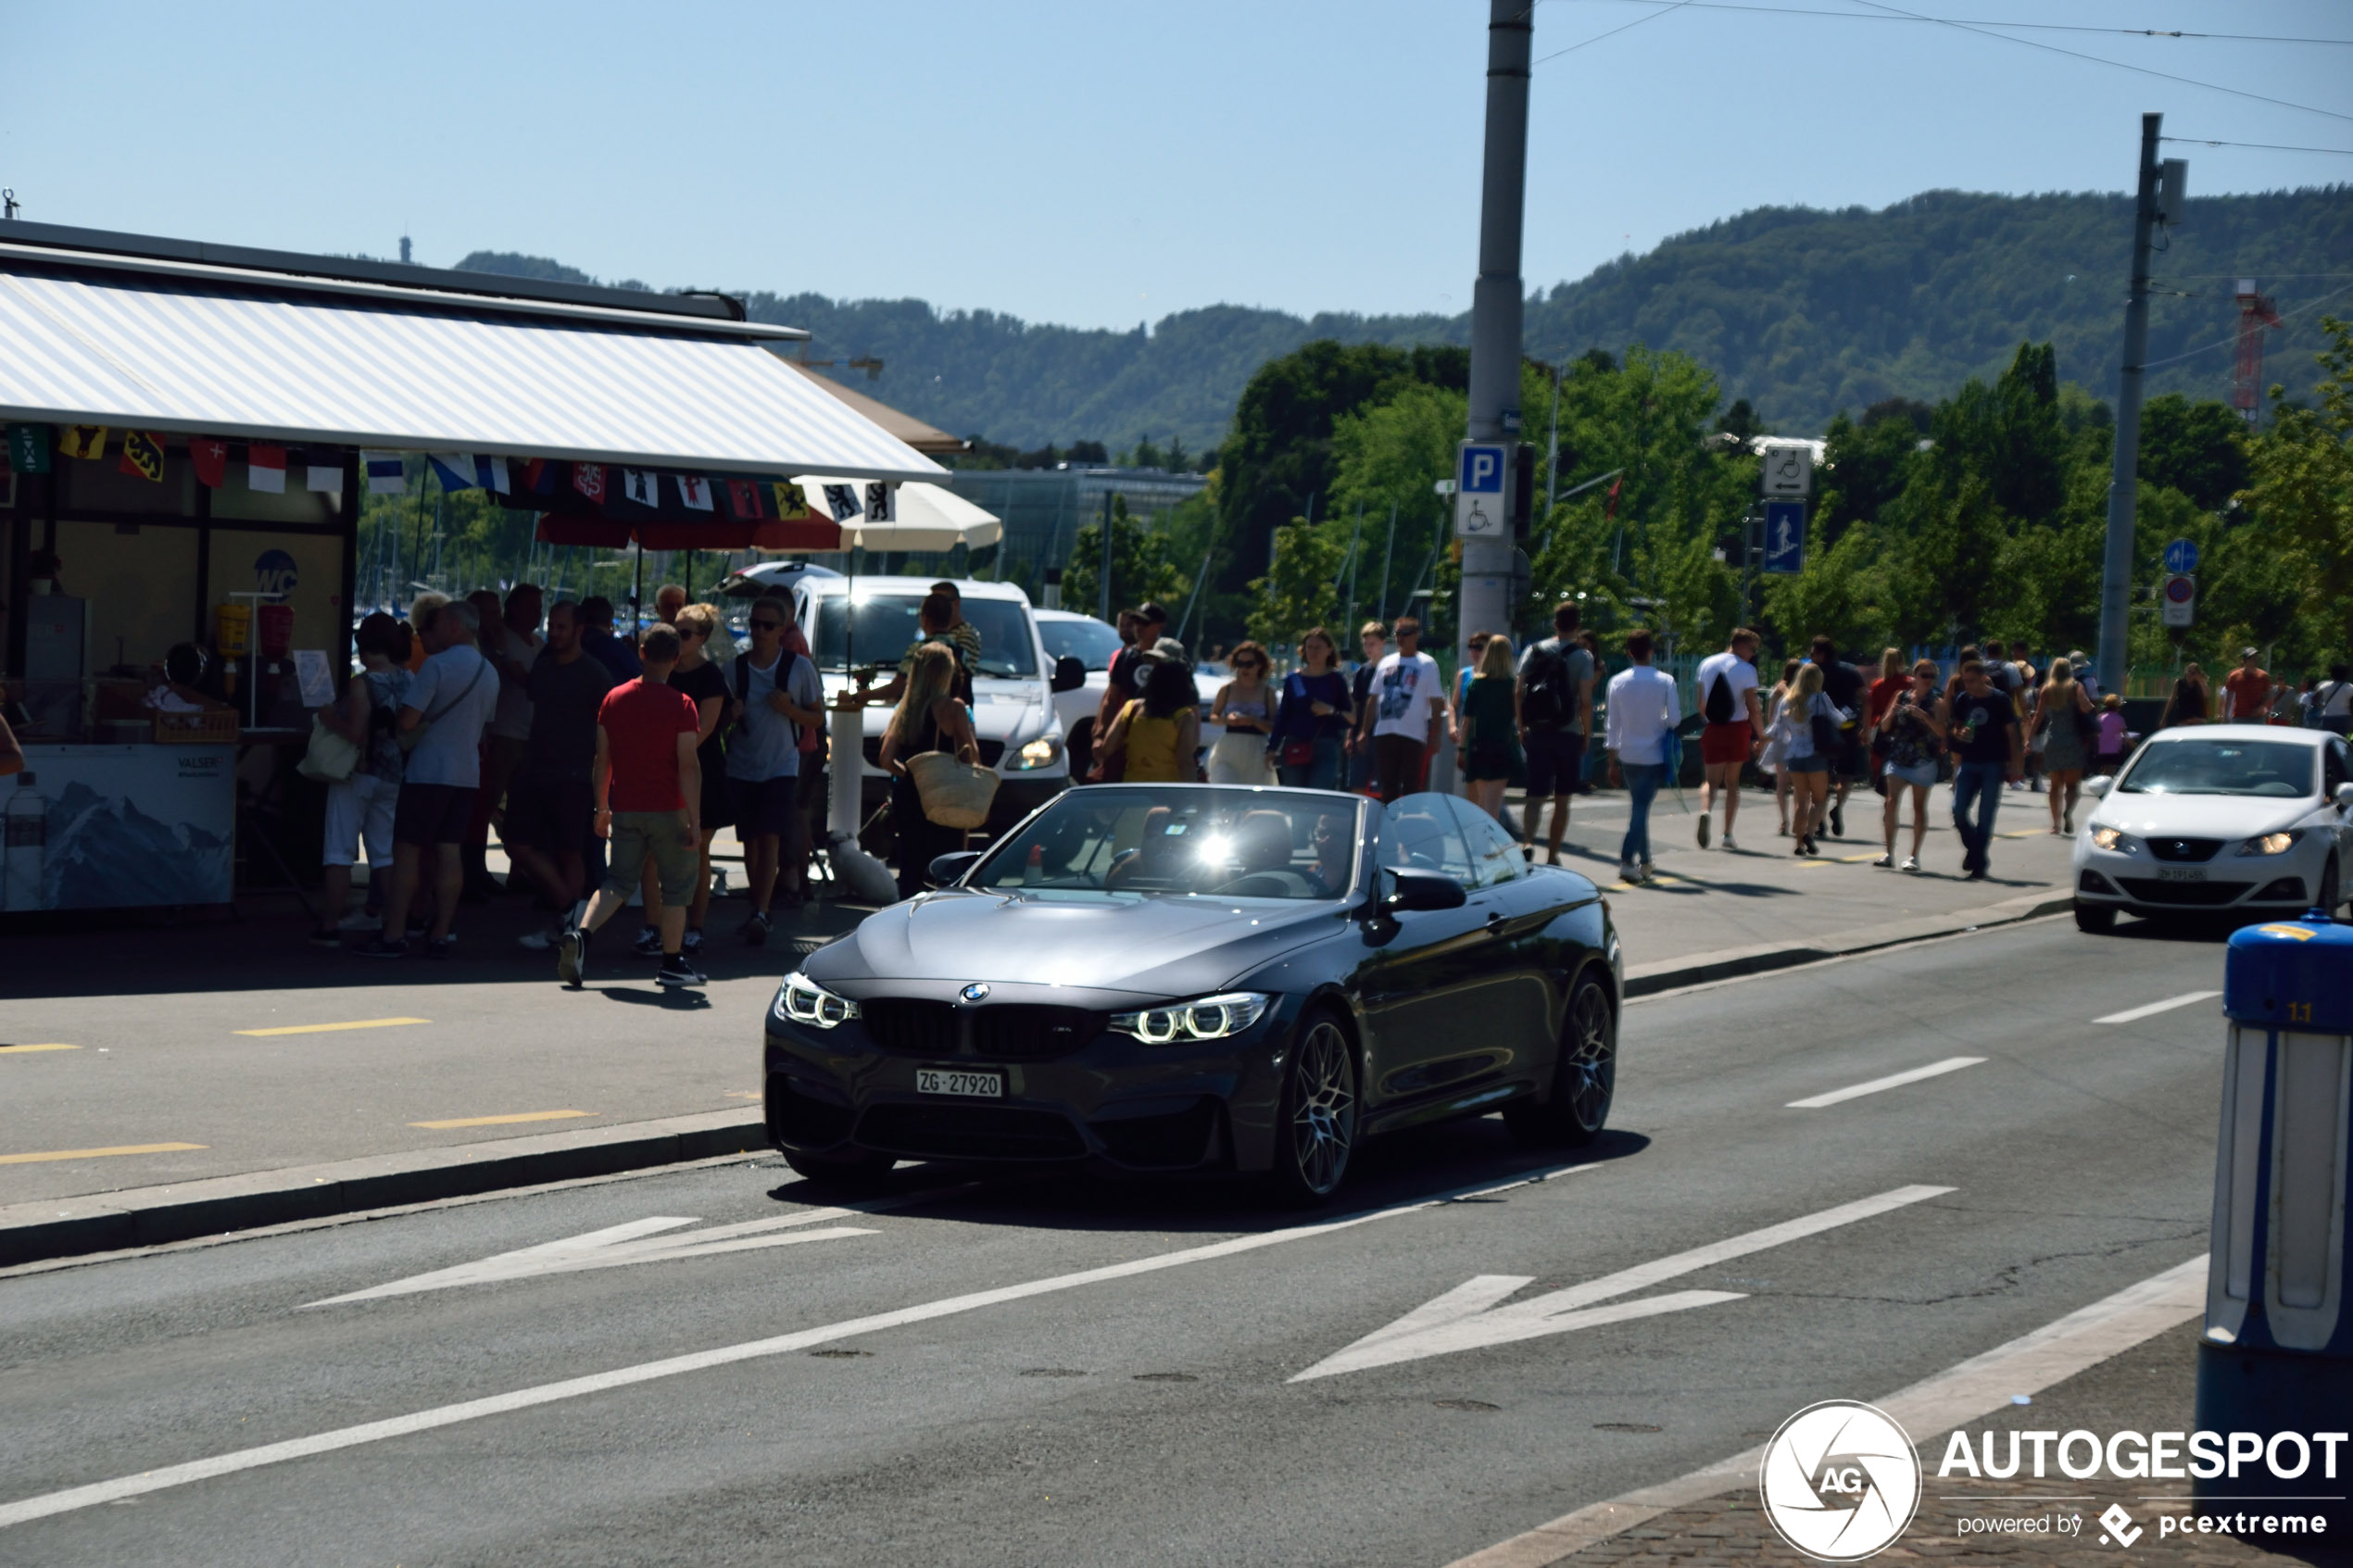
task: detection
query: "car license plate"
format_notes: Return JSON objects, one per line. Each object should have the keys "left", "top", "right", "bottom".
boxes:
{"left": 2157, "top": 866, "right": 2208, "bottom": 883}
{"left": 917, "top": 1067, "right": 1003, "bottom": 1098}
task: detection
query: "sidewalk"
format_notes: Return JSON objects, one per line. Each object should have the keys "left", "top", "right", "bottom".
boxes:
{"left": 0, "top": 782, "right": 2080, "bottom": 1266}
{"left": 1516, "top": 1320, "right": 2344, "bottom": 1566}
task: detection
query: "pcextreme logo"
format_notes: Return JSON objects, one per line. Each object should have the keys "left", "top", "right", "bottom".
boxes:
{"left": 1759, "top": 1400, "right": 1923, "bottom": 1562}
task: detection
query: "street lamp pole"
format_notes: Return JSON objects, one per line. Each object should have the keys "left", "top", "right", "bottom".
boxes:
{"left": 1457, "top": 0, "right": 1532, "bottom": 671}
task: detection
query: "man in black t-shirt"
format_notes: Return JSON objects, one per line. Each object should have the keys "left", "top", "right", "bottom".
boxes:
{"left": 1947, "top": 659, "right": 2025, "bottom": 880}
{"left": 1810, "top": 635, "right": 1869, "bottom": 836}
{"left": 506, "top": 600, "right": 615, "bottom": 937}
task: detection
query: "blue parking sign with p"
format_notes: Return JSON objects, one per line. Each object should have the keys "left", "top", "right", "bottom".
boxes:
{"left": 1460, "top": 444, "right": 1504, "bottom": 494}
{"left": 1762, "top": 500, "right": 1806, "bottom": 575}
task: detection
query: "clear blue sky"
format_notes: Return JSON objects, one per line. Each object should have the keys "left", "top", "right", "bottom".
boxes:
{"left": 5, "top": 1, "right": 2347, "bottom": 331}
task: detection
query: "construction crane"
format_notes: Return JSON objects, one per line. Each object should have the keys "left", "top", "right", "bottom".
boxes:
{"left": 2232, "top": 278, "right": 2283, "bottom": 422}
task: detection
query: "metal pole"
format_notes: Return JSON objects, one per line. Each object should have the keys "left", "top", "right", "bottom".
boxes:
{"left": 2097, "top": 112, "right": 2162, "bottom": 695}
{"left": 1377, "top": 502, "right": 1398, "bottom": 621}
{"left": 1097, "top": 484, "right": 1114, "bottom": 622}
{"left": 1458, "top": 0, "right": 1532, "bottom": 668}
{"left": 1544, "top": 359, "right": 1563, "bottom": 513}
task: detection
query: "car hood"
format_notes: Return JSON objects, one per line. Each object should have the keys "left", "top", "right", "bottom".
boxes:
{"left": 809, "top": 887, "right": 1342, "bottom": 1001}
{"left": 2092, "top": 793, "right": 2314, "bottom": 841}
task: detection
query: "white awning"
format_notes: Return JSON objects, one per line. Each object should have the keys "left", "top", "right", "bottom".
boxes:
{"left": 0, "top": 263, "right": 945, "bottom": 483}
{"left": 796, "top": 476, "right": 1003, "bottom": 551}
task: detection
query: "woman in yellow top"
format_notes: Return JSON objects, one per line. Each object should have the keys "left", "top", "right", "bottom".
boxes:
{"left": 1096, "top": 658, "right": 1201, "bottom": 783}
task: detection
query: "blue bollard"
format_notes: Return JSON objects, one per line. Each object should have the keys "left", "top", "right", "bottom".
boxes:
{"left": 2196, "top": 909, "right": 2353, "bottom": 1522}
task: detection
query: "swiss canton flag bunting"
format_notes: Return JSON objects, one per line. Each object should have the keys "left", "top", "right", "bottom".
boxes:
{"left": 248, "top": 444, "right": 287, "bottom": 493}
{"left": 622, "top": 469, "right": 661, "bottom": 508}
{"left": 118, "top": 430, "right": 167, "bottom": 483}
{"left": 821, "top": 483, "right": 862, "bottom": 522}
{"left": 189, "top": 437, "right": 229, "bottom": 488}
{"left": 675, "top": 475, "right": 714, "bottom": 511}
{"left": 723, "top": 479, "right": 768, "bottom": 521}
{"left": 573, "top": 463, "right": 608, "bottom": 504}
{"left": 863, "top": 482, "right": 895, "bottom": 522}
{"left": 363, "top": 452, "right": 406, "bottom": 494}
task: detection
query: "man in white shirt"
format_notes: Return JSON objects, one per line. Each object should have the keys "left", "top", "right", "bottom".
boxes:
{"left": 1692, "top": 628, "right": 1764, "bottom": 851}
{"left": 1604, "top": 627, "right": 1681, "bottom": 884}
{"left": 1355, "top": 616, "right": 1447, "bottom": 803}
{"left": 363, "top": 599, "right": 501, "bottom": 958}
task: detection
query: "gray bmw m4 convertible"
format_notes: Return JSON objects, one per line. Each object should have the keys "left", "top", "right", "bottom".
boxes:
{"left": 761, "top": 785, "right": 1623, "bottom": 1202}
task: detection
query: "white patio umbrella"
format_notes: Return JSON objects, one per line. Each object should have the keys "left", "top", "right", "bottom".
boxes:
{"left": 789, "top": 477, "right": 1002, "bottom": 551}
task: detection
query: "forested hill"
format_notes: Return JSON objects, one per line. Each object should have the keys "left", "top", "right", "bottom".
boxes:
{"left": 458, "top": 184, "right": 2350, "bottom": 449}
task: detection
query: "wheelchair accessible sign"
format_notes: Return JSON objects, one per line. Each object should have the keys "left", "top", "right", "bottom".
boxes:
{"left": 1455, "top": 442, "right": 1507, "bottom": 539}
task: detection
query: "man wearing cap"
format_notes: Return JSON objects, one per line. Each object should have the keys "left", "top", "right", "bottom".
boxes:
{"left": 2222, "top": 646, "right": 2275, "bottom": 722}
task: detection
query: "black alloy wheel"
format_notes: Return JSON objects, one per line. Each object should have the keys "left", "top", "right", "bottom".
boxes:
{"left": 1505, "top": 971, "right": 1617, "bottom": 1148}
{"left": 2073, "top": 901, "right": 2118, "bottom": 934}
{"left": 1270, "top": 1010, "right": 1357, "bottom": 1205}
{"left": 783, "top": 1148, "right": 898, "bottom": 1191}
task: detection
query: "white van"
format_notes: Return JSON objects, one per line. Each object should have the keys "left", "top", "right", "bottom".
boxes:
{"left": 790, "top": 576, "right": 1086, "bottom": 831}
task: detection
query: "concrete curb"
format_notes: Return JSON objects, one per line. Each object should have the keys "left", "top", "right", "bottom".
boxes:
{"left": 1624, "top": 888, "right": 2072, "bottom": 997}
{"left": 0, "top": 1109, "right": 769, "bottom": 1269}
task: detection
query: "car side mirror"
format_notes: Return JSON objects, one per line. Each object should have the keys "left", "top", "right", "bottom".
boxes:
{"left": 1383, "top": 868, "right": 1467, "bottom": 914}
{"left": 1051, "top": 655, "right": 1087, "bottom": 694}
{"left": 928, "top": 850, "right": 982, "bottom": 884}
{"left": 2334, "top": 783, "right": 2353, "bottom": 812}
{"left": 2082, "top": 775, "right": 2113, "bottom": 798}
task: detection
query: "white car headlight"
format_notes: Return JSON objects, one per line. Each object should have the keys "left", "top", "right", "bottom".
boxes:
{"left": 1009, "top": 734, "right": 1063, "bottom": 771}
{"left": 2237, "top": 831, "right": 2299, "bottom": 857}
{"left": 2090, "top": 826, "right": 2133, "bottom": 852}
{"left": 774, "top": 972, "right": 861, "bottom": 1029}
{"left": 1109, "top": 992, "right": 1273, "bottom": 1045}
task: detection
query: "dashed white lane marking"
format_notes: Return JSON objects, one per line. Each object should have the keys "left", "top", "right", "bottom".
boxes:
{"left": 0, "top": 1160, "right": 1598, "bottom": 1530}
{"left": 2094, "top": 990, "right": 2221, "bottom": 1025}
{"left": 1786, "top": 1057, "right": 1986, "bottom": 1110}
{"left": 1291, "top": 1185, "right": 1951, "bottom": 1380}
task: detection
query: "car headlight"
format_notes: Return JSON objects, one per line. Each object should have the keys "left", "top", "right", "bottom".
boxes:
{"left": 1009, "top": 733, "right": 1063, "bottom": 771}
{"left": 2237, "top": 831, "right": 2299, "bottom": 857}
{"left": 2090, "top": 826, "right": 2133, "bottom": 852}
{"left": 774, "top": 972, "right": 861, "bottom": 1029}
{"left": 1109, "top": 992, "right": 1273, "bottom": 1044}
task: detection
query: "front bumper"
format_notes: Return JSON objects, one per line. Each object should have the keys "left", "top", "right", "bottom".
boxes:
{"left": 2071, "top": 843, "right": 2320, "bottom": 914}
{"left": 762, "top": 990, "right": 1300, "bottom": 1174}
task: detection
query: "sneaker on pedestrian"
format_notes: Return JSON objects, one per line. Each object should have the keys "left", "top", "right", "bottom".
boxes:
{"left": 631, "top": 925, "right": 663, "bottom": 958}
{"left": 334, "top": 909, "right": 382, "bottom": 933}
{"left": 422, "top": 935, "right": 458, "bottom": 960}
{"left": 1901, "top": 855, "right": 1921, "bottom": 873}
{"left": 355, "top": 936, "right": 405, "bottom": 960}
{"left": 2062, "top": 808, "right": 2074, "bottom": 834}
{"left": 656, "top": 953, "right": 708, "bottom": 988}
{"left": 1872, "top": 853, "right": 1893, "bottom": 868}
{"left": 1696, "top": 814, "right": 1710, "bottom": 848}
{"left": 1616, "top": 860, "right": 1640, "bottom": 884}
{"left": 1966, "top": 867, "right": 1990, "bottom": 881}
{"left": 1720, "top": 834, "right": 1738, "bottom": 852}
{"left": 309, "top": 924, "right": 343, "bottom": 948}
{"left": 517, "top": 926, "right": 560, "bottom": 951}
{"left": 1828, "top": 802, "right": 1844, "bottom": 837}
{"left": 683, "top": 927, "right": 704, "bottom": 956}
{"left": 558, "top": 927, "right": 587, "bottom": 987}
{"left": 740, "top": 910, "right": 771, "bottom": 946}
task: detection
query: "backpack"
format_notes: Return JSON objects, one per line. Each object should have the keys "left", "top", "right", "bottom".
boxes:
{"left": 2306, "top": 683, "right": 2348, "bottom": 731}
{"left": 1808, "top": 699, "right": 1839, "bottom": 758}
{"left": 735, "top": 650, "right": 812, "bottom": 749}
{"left": 1519, "top": 639, "right": 1573, "bottom": 730}
{"left": 1704, "top": 668, "right": 1737, "bottom": 725}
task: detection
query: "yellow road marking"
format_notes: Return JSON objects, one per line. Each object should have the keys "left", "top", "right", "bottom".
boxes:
{"left": 0, "top": 1142, "right": 206, "bottom": 1165}
{"left": 408, "top": 1110, "right": 596, "bottom": 1130}
{"left": 0, "top": 1043, "right": 80, "bottom": 1055}
{"left": 724, "top": 1090, "right": 762, "bottom": 1100}
{"left": 235, "top": 1018, "right": 431, "bottom": 1037}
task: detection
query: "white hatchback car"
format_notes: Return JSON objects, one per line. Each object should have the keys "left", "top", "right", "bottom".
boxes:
{"left": 2071, "top": 723, "right": 2353, "bottom": 932}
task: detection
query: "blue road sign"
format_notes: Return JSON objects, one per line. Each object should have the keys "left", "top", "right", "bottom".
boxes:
{"left": 1762, "top": 500, "right": 1806, "bottom": 575}
{"left": 1459, "top": 444, "right": 1506, "bottom": 495}
{"left": 2163, "top": 537, "right": 2200, "bottom": 574}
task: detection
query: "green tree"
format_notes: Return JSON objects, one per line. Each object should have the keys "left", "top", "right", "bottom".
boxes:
{"left": 2246, "top": 316, "right": 2353, "bottom": 657}
{"left": 2140, "top": 394, "right": 2250, "bottom": 511}
{"left": 1061, "top": 495, "right": 1189, "bottom": 619}
{"left": 1247, "top": 515, "right": 1355, "bottom": 649}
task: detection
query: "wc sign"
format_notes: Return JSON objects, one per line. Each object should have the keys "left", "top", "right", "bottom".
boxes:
{"left": 254, "top": 548, "right": 299, "bottom": 601}
{"left": 1455, "top": 441, "right": 1509, "bottom": 539}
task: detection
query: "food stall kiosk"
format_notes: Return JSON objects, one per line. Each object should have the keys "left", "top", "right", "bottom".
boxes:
{"left": 0, "top": 219, "right": 942, "bottom": 914}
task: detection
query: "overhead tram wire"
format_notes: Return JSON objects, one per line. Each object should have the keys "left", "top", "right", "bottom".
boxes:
{"left": 1843, "top": 0, "right": 2353, "bottom": 126}
{"left": 1531, "top": 0, "right": 1700, "bottom": 67}
{"left": 2130, "top": 279, "right": 2353, "bottom": 376}
{"left": 1547, "top": 1, "right": 2353, "bottom": 48}
{"left": 2164, "top": 137, "right": 2353, "bottom": 157}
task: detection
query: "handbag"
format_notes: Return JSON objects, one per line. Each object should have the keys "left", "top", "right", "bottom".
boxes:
{"left": 907, "top": 750, "right": 999, "bottom": 830}
{"left": 396, "top": 659, "right": 489, "bottom": 754}
{"left": 1281, "top": 739, "right": 1315, "bottom": 768}
{"left": 296, "top": 711, "right": 360, "bottom": 783}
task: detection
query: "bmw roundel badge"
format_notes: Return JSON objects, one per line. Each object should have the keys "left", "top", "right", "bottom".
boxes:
{"left": 960, "top": 983, "right": 991, "bottom": 1003}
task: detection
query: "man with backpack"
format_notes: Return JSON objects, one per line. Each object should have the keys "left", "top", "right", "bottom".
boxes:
{"left": 1515, "top": 602, "right": 1596, "bottom": 863}
{"left": 1693, "top": 628, "right": 1765, "bottom": 850}
{"left": 727, "top": 595, "right": 825, "bottom": 943}
{"left": 2305, "top": 664, "right": 2353, "bottom": 735}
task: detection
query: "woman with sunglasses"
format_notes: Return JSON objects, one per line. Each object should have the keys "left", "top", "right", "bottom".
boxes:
{"left": 1206, "top": 640, "right": 1276, "bottom": 784}
{"left": 1267, "top": 626, "right": 1349, "bottom": 790}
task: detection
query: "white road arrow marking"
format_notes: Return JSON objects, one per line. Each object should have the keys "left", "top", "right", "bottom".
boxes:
{"left": 1290, "top": 1183, "right": 1953, "bottom": 1380}
{"left": 302, "top": 1209, "right": 878, "bottom": 1307}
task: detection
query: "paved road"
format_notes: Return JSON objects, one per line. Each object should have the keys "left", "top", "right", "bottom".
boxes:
{"left": 0, "top": 783, "right": 2074, "bottom": 1207}
{"left": 0, "top": 914, "right": 2232, "bottom": 1566}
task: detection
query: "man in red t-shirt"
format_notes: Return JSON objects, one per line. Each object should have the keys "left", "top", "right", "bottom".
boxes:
{"left": 2222, "top": 647, "right": 2274, "bottom": 722}
{"left": 557, "top": 624, "right": 705, "bottom": 989}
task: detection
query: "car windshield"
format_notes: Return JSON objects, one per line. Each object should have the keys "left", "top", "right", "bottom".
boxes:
{"left": 810, "top": 593, "right": 1038, "bottom": 678}
{"left": 970, "top": 787, "right": 1361, "bottom": 901}
{"left": 2117, "top": 738, "right": 2315, "bottom": 797}
{"left": 1038, "top": 616, "right": 1124, "bottom": 671}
